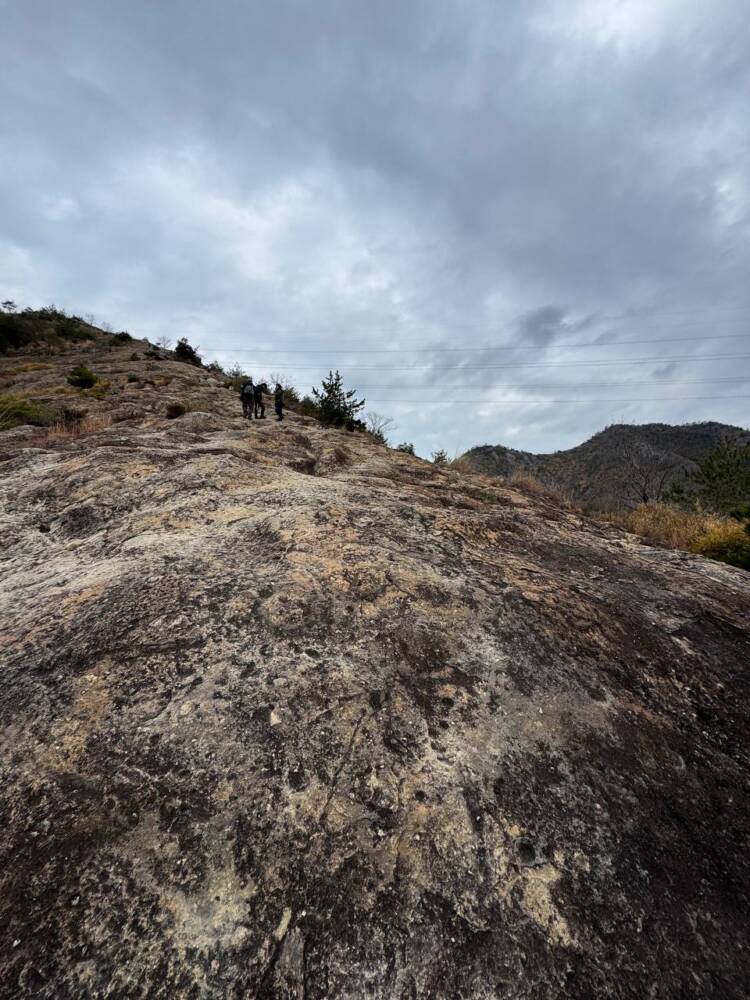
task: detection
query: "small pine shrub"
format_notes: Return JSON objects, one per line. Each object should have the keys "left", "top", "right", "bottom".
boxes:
{"left": 396, "top": 442, "right": 415, "bottom": 455}
{"left": 130, "top": 351, "right": 140, "bottom": 361}
{"left": 311, "top": 370, "right": 364, "bottom": 427}
{"left": 113, "top": 331, "right": 132, "bottom": 341}
{"left": 66, "top": 364, "right": 99, "bottom": 389}
{"left": 174, "top": 337, "right": 202, "bottom": 367}
{"left": 126, "top": 372, "right": 139, "bottom": 383}
{"left": 166, "top": 402, "right": 187, "bottom": 419}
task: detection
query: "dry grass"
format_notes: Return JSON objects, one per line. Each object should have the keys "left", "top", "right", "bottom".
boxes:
{"left": 692, "top": 522, "right": 750, "bottom": 569}
{"left": 508, "top": 470, "right": 571, "bottom": 506}
{"left": 1, "top": 361, "right": 51, "bottom": 376}
{"left": 603, "top": 502, "right": 750, "bottom": 570}
{"left": 606, "top": 503, "right": 723, "bottom": 550}
{"left": 30, "top": 413, "right": 112, "bottom": 444}
{"left": 448, "top": 456, "right": 477, "bottom": 475}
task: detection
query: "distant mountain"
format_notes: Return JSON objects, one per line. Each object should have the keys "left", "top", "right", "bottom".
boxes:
{"left": 462, "top": 421, "right": 750, "bottom": 510}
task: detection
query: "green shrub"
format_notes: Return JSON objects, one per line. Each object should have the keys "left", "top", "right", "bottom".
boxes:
{"left": 0, "top": 393, "right": 57, "bottom": 430}
{"left": 0, "top": 312, "right": 26, "bottom": 352}
{"left": 396, "top": 442, "right": 415, "bottom": 455}
{"left": 113, "top": 331, "right": 132, "bottom": 341}
{"left": 311, "top": 370, "right": 365, "bottom": 428}
{"left": 174, "top": 337, "right": 202, "bottom": 367}
{"left": 126, "top": 372, "right": 139, "bottom": 383}
{"left": 129, "top": 351, "right": 140, "bottom": 361}
{"left": 166, "top": 402, "right": 187, "bottom": 419}
{"left": 666, "top": 438, "right": 750, "bottom": 515}
{"left": 55, "top": 315, "right": 93, "bottom": 342}
{"left": 298, "top": 395, "right": 322, "bottom": 420}
{"left": 67, "top": 364, "right": 99, "bottom": 389}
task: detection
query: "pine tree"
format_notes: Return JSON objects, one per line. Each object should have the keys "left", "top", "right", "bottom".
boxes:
{"left": 692, "top": 439, "right": 750, "bottom": 515}
{"left": 311, "top": 370, "right": 365, "bottom": 428}
{"left": 174, "top": 337, "right": 203, "bottom": 367}
{"left": 665, "top": 438, "right": 750, "bottom": 515}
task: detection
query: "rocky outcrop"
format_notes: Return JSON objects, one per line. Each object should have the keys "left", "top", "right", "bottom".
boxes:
{"left": 1, "top": 342, "right": 749, "bottom": 998}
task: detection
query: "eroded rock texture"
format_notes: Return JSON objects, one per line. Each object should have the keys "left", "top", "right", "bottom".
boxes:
{"left": 1, "top": 344, "right": 749, "bottom": 998}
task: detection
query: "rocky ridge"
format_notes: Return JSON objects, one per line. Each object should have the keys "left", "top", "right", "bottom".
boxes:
{"left": 1, "top": 338, "right": 749, "bottom": 998}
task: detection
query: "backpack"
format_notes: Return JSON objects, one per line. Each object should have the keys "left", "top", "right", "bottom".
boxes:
{"left": 242, "top": 381, "right": 254, "bottom": 400}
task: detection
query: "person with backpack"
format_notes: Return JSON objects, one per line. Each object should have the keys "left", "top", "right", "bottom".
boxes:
{"left": 274, "top": 383, "right": 284, "bottom": 421}
{"left": 253, "top": 381, "right": 266, "bottom": 419}
{"left": 240, "top": 378, "right": 255, "bottom": 419}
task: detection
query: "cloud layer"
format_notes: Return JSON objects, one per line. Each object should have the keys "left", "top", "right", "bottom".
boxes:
{"left": 2, "top": 0, "right": 749, "bottom": 455}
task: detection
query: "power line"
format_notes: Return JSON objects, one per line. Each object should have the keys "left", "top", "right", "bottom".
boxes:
{"left": 316, "top": 378, "right": 750, "bottom": 390}
{"left": 200, "top": 353, "right": 750, "bottom": 371}
{"left": 359, "top": 395, "right": 750, "bottom": 404}
{"left": 203, "top": 332, "right": 750, "bottom": 355}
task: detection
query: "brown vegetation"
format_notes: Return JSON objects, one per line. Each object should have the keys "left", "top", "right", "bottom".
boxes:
{"left": 508, "top": 470, "right": 572, "bottom": 506}
{"left": 600, "top": 502, "right": 750, "bottom": 570}
{"left": 29, "top": 413, "right": 112, "bottom": 444}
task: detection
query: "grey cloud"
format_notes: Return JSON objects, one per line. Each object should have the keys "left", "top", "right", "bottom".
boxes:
{"left": 1, "top": 0, "right": 749, "bottom": 457}
{"left": 515, "top": 306, "right": 569, "bottom": 347}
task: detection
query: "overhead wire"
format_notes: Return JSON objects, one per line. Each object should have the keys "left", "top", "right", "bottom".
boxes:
{"left": 360, "top": 396, "right": 750, "bottom": 404}
{"left": 201, "top": 332, "right": 750, "bottom": 354}
{"left": 196, "top": 352, "right": 750, "bottom": 371}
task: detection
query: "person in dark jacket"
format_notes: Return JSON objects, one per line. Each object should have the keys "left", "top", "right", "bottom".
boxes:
{"left": 253, "top": 381, "right": 266, "bottom": 419}
{"left": 241, "top": 378, "right": 255, "bottom": 419}
{"left": 274, "top": 383, "right": 284, "bottom": 421}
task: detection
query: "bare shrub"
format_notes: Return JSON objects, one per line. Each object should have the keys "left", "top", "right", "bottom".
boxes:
{"left": 365, "top": 411, "right": 394, "bottom": 446}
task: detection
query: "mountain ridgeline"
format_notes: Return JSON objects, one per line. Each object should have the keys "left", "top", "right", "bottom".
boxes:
{"left": 462, "top": 422, "right": 750, "bottom": 510}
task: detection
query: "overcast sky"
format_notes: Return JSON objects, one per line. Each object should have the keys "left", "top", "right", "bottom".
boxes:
{"left": 2, "top": 0, "right": 749, "bottom": 457}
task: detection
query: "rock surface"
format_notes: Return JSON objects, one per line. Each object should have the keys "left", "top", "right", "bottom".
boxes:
{"left": 1, "top": 341, "right": 750, "bottom": 998}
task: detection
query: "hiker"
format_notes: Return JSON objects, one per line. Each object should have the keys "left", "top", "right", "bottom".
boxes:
{"left": 241, "top": 378, "right": 255, "bottom": 419}
{"left": 274, "top": 383, "right": 284, "bottom": 421}
{"left": 253, "top": 381, "right": 266, "bottom": 419}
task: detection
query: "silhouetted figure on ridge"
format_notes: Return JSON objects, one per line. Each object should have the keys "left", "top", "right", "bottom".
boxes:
{"left": 254, "top": 381, "right": 267, "bottom": 419}
{"left": 240, "top": 378, "right": 255, "bottom": 419}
